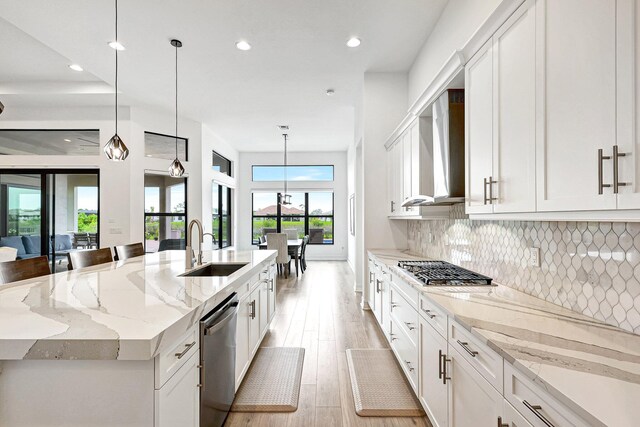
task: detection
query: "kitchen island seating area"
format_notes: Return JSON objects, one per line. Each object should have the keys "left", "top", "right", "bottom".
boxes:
{"left": 0, "top": 255, "right": 51, "bottom": 285}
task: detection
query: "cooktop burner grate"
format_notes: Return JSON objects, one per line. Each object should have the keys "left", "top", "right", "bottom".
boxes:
{"left": 397, "top": 260, "right": 493, "bottom": 286}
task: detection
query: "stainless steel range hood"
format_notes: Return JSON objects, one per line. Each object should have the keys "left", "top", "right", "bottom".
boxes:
{"left": 401, "top": 89, "right": 465, "bottom": 207}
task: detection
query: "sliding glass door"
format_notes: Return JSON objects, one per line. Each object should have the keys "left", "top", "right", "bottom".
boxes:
{"left": 0, "top": 169, "right": 100, "bottom": 272}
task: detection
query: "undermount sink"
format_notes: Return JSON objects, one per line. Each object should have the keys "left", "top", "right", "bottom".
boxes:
{"left": 180, "top": 263, "right": 249, "bottom": 277}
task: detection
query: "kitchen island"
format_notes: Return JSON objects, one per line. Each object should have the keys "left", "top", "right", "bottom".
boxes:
{"left": 0, "top": 249, "right": 277, "bottom": 427}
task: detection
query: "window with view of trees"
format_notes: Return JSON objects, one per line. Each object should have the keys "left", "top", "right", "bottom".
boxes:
{"left": 144, "top": 174, "right": 187, "bottom": 253}
{"left": 251, "top": 192, "right": 333, "bottom": 245}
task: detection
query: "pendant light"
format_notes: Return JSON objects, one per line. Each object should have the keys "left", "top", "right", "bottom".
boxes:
{"left": 103, "top": 0, "right": 130, "bottom": 161}
{"left": 168, "top": 39, "right": 185, "bottom": 177}
{"left": 279, "top": 133, "right": 292, "bottom": 206}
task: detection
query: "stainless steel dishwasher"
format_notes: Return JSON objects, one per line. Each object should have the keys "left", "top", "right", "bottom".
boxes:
{"left": 200, "top": 292, "right": 239, "bottom": 427}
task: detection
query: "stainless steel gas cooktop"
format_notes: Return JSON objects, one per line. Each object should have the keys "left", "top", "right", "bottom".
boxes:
{"left": 397, "top": 260, "right": 493, "bottom": 286}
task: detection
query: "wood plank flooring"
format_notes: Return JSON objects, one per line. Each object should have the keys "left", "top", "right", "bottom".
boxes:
{"left": 225, "top": 261, "right": 431, "bottom": 427}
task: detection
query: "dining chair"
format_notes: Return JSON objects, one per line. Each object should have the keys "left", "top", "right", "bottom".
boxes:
{"left": 300, "top": 235, "right": 309, "bottom": 273}
{"left": 114, "top": 242, "right": 145, "bottom": 261}
{"left": 266, "top": 233, "right": 291, "bottom": 278}
{"left": 73, "top": 232, "right": 90, "bottom": 249}
{"left": 0, "top": 256, "right": 51, "bottom": 285}
{"left": 0, "top": 247, "right": 18, "bottom": 263}
{"left": 67, "top": 248, "right": 114, "bottom": 271}
{"left": 283, "top": 229, "right": 298, "bottom": 240}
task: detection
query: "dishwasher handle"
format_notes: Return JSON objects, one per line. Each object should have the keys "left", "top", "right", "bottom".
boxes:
{"left": 204, "top": 302, "right": 238, "bottom": 335}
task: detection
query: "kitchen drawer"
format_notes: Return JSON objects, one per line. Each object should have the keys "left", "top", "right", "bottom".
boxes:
{"left": 448, "top": 320, "right": 503, "bottom": 393}
{"left": 259, "top": 264, "right": 271, "bottom": 281}
{"left": 390, "top": 273, "right": 419, "bottom": 307}
{"left": 390, "top": 284, "right": 419, "bottom": 346}
{"left": 155, "top": 325, "right": 199, "bottom": 389}
{"left": 418, "top": 294, "right": 447, "bottom": 338}
{"left": 390, "top": 317, "right": 419, "bottom": 391}
{"left": 504, "top": 363, "right": 590, "bottom": 427}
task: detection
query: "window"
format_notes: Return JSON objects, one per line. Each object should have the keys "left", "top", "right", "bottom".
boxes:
{"left": 252, "top": 165, "right": 334, "bottom": 182}
{"left": 251, "top": 192, "right": 334, "bottom": 245}
{"left": 144, "top": 131, "right": 188, "bottom": 161}
{"left": 0, "top": 129, "right": 100, "bottom": 155}
{"left": 212, "top": 151, "right": 232, "bottom": 176}
{"left": 212, "top": 182, "right": 232, "bottom": 249}
{"left": 144, "top": 174, "right": 187, "bottom": 253}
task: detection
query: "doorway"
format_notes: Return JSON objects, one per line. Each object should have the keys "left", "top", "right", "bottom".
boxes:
{"left": 0, "top": 169, "right": 100, "bottom": 273}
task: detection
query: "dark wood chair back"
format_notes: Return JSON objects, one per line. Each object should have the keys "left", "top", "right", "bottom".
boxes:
{"left": 0, "top": 256, "right": 51, "bottom": 285}
{"left": 67, "top": 248, "right": 113, "bottom": 271}
{"left": 114, "top": 242, "right": 144, "bottom": 261}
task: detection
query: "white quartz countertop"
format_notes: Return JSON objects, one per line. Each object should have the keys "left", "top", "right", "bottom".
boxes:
{"left": 368, "top": 249, "right": 640, "bottom": 427}
{"left": 0, "top": 249, "right": 277, "bottom": 361}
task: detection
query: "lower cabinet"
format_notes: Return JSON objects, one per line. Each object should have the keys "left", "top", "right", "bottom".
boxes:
{"left": 248, "top": 286, "right": 261, "bottom": 358}
{"left": 503, "top": 399, "right": 534, "bottom": 427}
{"left": 448, "top": 346, "right": 503, "bottom": 427}
{"left": 419, "top": 316, "right": 448, "bottom": 427}
{"left": 155, "top": 351, "right": 199, "bottom": 427}
{"left": 235, "top": 293, "right": 251, "bottom": 387}
{"left": 267, "top": 265, "right": 277, "bottom": 322}
{"left": 259, "top": 279, "right": 269, "bottom": 336}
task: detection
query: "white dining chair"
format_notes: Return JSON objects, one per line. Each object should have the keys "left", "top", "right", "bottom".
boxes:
{"left": 0, "top": 247, "right": 18, "bottom": 263}
{"left": 266, "top": 233, "right": 291, "bottom": 278}
{"left": 283, "top": 229, "right": 298, "bottom": 240}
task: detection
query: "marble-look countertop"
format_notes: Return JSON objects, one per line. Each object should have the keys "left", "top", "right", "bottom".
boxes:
{"left": 369, "top": 248, "right": 640, "bottom": 427}
{"left": 0, "top": 249, "right": 276, "bottom": 361}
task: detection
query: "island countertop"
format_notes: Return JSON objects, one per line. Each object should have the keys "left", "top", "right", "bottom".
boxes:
{"left": 0, "top": 249, "right": 277, "bottom": 361}
{"left": 368, "top": 248, "right": 640, "bottom": 427}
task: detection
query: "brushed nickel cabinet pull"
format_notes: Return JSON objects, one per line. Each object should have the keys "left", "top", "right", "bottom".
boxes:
{"left": 441, "top": 351, "right": 451, "bottom": 384}
{"left": 404, "top": 322, "right": 416, "bottom": 331}
{"left": 613, "top": 145, "right": 629, "bottom": 193}
{"left": 391, "top": 302, "right": 399, "bottom": 308}
{"left": 269, "top": 278, "right": 274, "bottom": 292}
{"left": 488, "top": 176, "right": 497, "bottom": 204}
{"left": 175, "top": 341, "right": 196, "bottom": 359}
{"left": 404, "top": 360, "right": 414, "bottom": 372}
{"left": 457, "top": 340, "right": 479, "bottom": 357}
{"left": 375, "top": 279, "right": 382, "bottom": 293}
{"left": 438, "top": 349, "right": 443, "bottom": 379}
{"left": 391, "top": 200, "right": 395, "bottom": 212}
{"left": 250, "top": 300, "right": 256, "bottom": 319}
{"left": 483, "top": 177, "right": 489, "bottom": 205}
{"left": 598, "top": 148, "right": 612, "bottom": 194}
{"left": 523, "top": 400, "right": 555, "bottom": 427}
{"left": 422, "top": 308, "right": 436, "bottom": 319}
{"left": 497, "top": 416, "right": 509, "bottom": 427}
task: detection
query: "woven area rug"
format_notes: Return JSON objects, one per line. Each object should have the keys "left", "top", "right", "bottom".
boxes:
{"left": 231, "top": 347, "right": 305, "bottom": 412}
{"left": 346, "top": 348, "right": 425, "bottom": 417}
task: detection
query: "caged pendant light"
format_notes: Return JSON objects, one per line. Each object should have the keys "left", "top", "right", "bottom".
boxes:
{"left": 104, "top": 0, "right": 130, "bottom": 161}
{"left": 279, "top": 132, "right": 292, "bottom": 206}
{"left": 168, "top": 39, "right": 185, "bottom": 177}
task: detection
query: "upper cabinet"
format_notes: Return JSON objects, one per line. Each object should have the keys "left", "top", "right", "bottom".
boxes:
{"left": 465, "top": 0, "right": 640, "bottom": 218}
{"left": 466, "top": 0, "right": 537, "bottom": 215}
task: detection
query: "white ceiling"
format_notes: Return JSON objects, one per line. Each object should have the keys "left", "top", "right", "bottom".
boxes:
{"left": 0, "top": 0, "right": 448, "bottom": 152}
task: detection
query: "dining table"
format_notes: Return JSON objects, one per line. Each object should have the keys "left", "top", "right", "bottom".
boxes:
{"left": 258, "top": 238, "right": 303, "bottom": 276}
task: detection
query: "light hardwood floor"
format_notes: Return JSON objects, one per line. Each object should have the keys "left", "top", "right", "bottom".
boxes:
{"left": 226, "top": 261, "right": 431, "bottom": 427}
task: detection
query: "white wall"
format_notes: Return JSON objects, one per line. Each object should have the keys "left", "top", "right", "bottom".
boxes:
{"left": 237, "top": 151, "right": 348, "bottom": 261}
{"left": 407, "top": 0, "right": 503, "bottom": 107}
{"left": 346, "top": 143, "right": 356, "bottom": 272}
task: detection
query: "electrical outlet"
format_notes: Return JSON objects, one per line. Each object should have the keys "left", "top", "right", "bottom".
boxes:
{"left": 529, "top": 247, "right": 540, "bottom": 267}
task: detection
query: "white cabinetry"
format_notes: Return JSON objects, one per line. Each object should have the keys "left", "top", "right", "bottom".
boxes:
{"left": 155, "top": 351, "right": 199, "bottom": 427}
{"left": 466, "top": 0, "right": 536, "bottom": 215}
{"left": 419, "top": 315, "right": 448, "bottom": 427}
{"left": 387, "top": 138, "right": 404, "bottom": 215}
{"left": 236, "top": 291, "right": 250, "bottom": 386}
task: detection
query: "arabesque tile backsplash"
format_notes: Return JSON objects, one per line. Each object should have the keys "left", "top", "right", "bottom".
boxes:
{"left": 407, "top": 204, "right": 640, "bottom": 334}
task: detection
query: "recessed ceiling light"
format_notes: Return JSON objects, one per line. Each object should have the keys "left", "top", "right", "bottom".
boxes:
{"left": 146, "top": 154, "right": 153, "bottom": 157}
{"left": 277, "top": 125, "right": 289, "bottom": 131}
{"left": 236, "top": 40, "right": 251, "bottom": 51}
{"left": 346, "top": 37, "right": 361, "bottom": 48}
{"left": 108, "top": 41, "right": 126, "bottom": 50}
{"left": 64, "top": 139, "right": 71, "bottom": 142}
{"left": 326, "top": 89, "right": 335, "bottom": 96}
{"left": 68, "top": 64, "right": 83, "bottom": 72}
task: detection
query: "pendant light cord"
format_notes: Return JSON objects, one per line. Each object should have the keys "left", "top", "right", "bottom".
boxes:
{"left": 175, "top": 42, "right": 179, "bottom": 160}
{"left": 114, "top": 0, "right": 118, "bottom": 135}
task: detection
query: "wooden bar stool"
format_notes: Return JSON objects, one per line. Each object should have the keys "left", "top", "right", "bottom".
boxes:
{"left": 114, "top": 242, "right": 144, "bottom": 261}
{"left": 0, "top": 256, "right": 51, "bottom": 285}
{"left": 67, "top": 248, "right": 114, "bottom": 271}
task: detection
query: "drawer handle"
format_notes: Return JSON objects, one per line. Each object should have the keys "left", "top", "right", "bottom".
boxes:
{"left": 439, "top": 350, "right": 451, "bottom": 384}
{"left": 390, "top": 333, "right": 398, "bottom": 342}
{"left": 375, "top": 279, "right": 382, "bottom": 293}
{"left": 269, "top": 278, "right": 274, "bottom": 292}
{"left": 404, "top": 360, "right": 414, "bottom": 372}
{"left": 457, "top": 340, "right": 479, "bottom": 357}
{"left": 250, "top": 300, "right": 256, "bottom": 319}
{"left": 523, "top": 400, "right": 555, "bottom": 427}
{"left": 404, "top": 322, "right": 416, "bottom": 331}
{"left": 175, "top": 341, "right": 196, "bottom": 359}
{"left": 497, "top": 416, "right": 509, "bottom": 427}
{"left": 422, "top": 308, "right": 436, "bottom": 319}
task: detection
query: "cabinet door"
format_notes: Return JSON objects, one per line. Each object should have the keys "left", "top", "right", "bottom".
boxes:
{"left": 387, "top": 140, "right": 403, "bottom": 215}
{"left": 492, "top": 0, "right": 537, "bottom": 213}
{"left": 402, "top": 130, "right": 413, "bottom": 215}
{"left": 373, "top": 275, "right": 383, "bottom": 325}
{"left": 503, "top": 399, "right": 534, "bottom": 427}
{"left": 448, "top": 347, "right": 502, "bottom": 427}
{"left": 367, "top": 260, "right": 376, "bottom": 310}
{"left": 465, "top": 40, "right": 495, "bottom": 214}
{"left": 381, "top": 276, "right": 390, "bottom": 336}
{"left": 419, "top": 317, "right": 448, "bottom": 427}
{"left": 155, "top": 351, "right": 199, "bottom": 427}
{"left": 235, "top": 294, "right": 250, "bottom": 386}
{"left": 259, "top": 280, "right": 269, "bottom": 336}
{"left": 617, "top": 0, "right": 640, "bottom": 209}
{"left": 535, "top": 0, "right": 617, "bottom": 211}
{"left": 267, "top": 271, "right": 276, "bottom": 323}
{"left": 387, "top": 145, "right": 395, "bottom": 215}
{"left": 248, "top": 287, "right": 261, "bottom": 357}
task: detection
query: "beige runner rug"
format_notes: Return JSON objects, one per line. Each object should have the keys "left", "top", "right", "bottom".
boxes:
{"left": 231, "top": 347, "right": 305, "bottom": 412}
{"left": 346, "top": 348, "right": 425, "bottom": 417}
